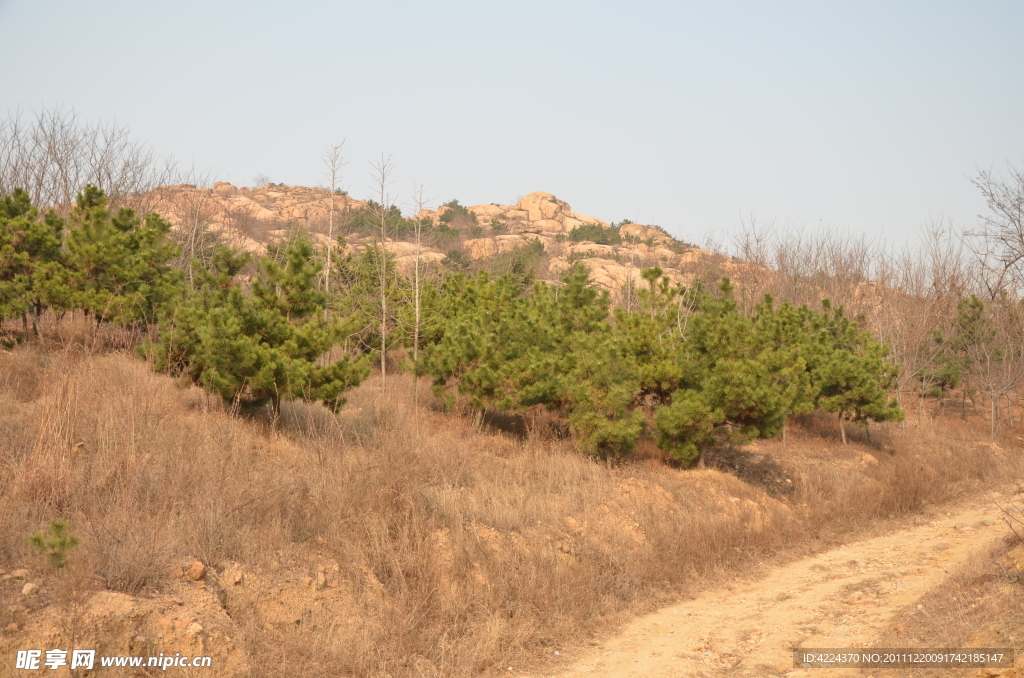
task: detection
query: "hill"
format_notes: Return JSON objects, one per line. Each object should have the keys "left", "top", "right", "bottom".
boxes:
{"left": 3, "top": 178, "right": 1024, "bottom": 677}
{"left": 145, "top": 182, "right": 714, "bottom": 298}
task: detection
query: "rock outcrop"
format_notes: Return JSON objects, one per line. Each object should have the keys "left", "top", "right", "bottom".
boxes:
{"left": 619, "top": 222, "right": 676, "bottom": 247}
{"left": 130, "top": 182, "right": 724, "bottom": 299}
{"left": 144, "top": 182, "right": 367, "bottom": 256}
{"left": 417, "top": 191, "right": 608, "bottom": 235}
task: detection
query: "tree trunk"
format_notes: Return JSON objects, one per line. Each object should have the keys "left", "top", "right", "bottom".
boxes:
{"left": 325, "top": 190, "right": 334, "bottom": 309}
{"left": 322, "top": 141, "right": 345, "bottom": 311}
{"left": 370, "top": 154, "right": 392, "bottom": 397}
{"left": 839, "top": 412, "right": 847, "bottom": 446}
{"left": 413, "top": 237, "right": 421, "bottom": 435}
{"left": 782, "top": 418, "right": 787, "bottom": 446}
{"left": 991, "top": 394, "right": 996, "bottom": 442}
{"left": 380, "top": 257, "right": 387, "bottom": 394}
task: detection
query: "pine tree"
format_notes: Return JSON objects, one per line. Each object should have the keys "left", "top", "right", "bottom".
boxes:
{"left": 0, "top": 188, "right": 66, "bottom": 334}
{"left": 331, "top": 245, "right": 411, "bottom": 357}
{"left": 421, "top": 264, "right": 645, "bottom": 461}
{"left": 62, "top": 184, "right": 182, "bottom": 327}
{"left": 811, "top": 300, "right": 904, "bottom": 444}
{"left": 943, "top": 294, "right": 1024, "bottom": 439}
{"left": 422, "top": 262, "right": 904, "bottom": 463}
{"left": 639, "top": 279, "right": 809, "bottom": 464}
{"left": 144, "top": 238, "right": 370, "bottom": 413}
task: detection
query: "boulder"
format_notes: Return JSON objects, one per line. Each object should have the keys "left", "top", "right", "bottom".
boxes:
{"left": 619, "top": 223, "right": 674, "bottom": 245}
{"left": 213, "top": 182, "right": 237, "bottom": 196}
{"left": 222, "top": 564, "right": 244, "bottom": 586}
{"left": 188, "top": 561, "right": 207, "bottom": 581}
{"left": 468, "top": 204, "right": 507, "bottom": 218}
{"left": 514, "top": 191, "right": 577, "bottom": 222}
{"left": 565, "top": 210, "right": 608, "bottom": 227}
{"left": 503, "top": 209, "right": 531, "bottom": 222}
{"left": 515, "top": 192, "right": 559, "bottom": 221}
{"left": 530, "top": 219, "right": 567, "bottom": 234}
{"left": 463, "top": 235, "right": 540, "bottom": 259}
{"left": 413, "top": 192, "right": 605, "bottom": 236}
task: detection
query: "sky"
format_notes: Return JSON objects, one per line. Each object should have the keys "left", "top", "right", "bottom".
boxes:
{"left": 1, "top": 0, "right": 1022, "bottom": 247}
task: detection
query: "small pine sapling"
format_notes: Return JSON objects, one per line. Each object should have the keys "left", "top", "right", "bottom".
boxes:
{"left": 29, "top": 520, "right": 80, "bottom": 569}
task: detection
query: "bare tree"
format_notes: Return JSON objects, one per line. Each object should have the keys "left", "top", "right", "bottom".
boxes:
{"left": 969, "top": 165, "right": 1024, "bottom": 298}
{"left": 958, "top": 296, "right": 1024, "bottom": 440}
{"left": 0, "top": 107, "right": 183, "bottom": 212}
{"left": 369, "top": 155, "right": 397, "bottom": 394}
{"left": 169, "top": 185, "right": 221, "bottom": 284}
{"left": 408, "top": 182, "right": 435, "bottom": 431}
{"left": 321, "top": 141, "right": 347, "bottom": 309}
{"left": 863, "top": 219, "right": 969, "bottom": 425}
{"left": 410, "top": 183, "right": 431, "bottom": 368}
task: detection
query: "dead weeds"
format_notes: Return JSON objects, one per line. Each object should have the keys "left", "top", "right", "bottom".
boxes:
{"left": 0, "top": 344, "right": 1022, "bottom": 677}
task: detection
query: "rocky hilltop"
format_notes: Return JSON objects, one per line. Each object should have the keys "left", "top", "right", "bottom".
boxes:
{"left": 147, "top": 181, "right": 368, "bottom": 257}
{"left": 416, "top": 191, "right": 610, "bottom": 234}
{"left": 145, "top": 182, "right": 718, "bottom": 297}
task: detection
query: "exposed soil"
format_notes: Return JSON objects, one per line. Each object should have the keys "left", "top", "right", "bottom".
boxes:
{"left": 545, "top": 488, "right": 1021, "bottom": 678}
{"left": 704, "top": 446, "right": 795, "bottom": 498}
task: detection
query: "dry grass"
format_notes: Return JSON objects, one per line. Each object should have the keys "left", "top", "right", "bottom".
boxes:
{"left": 1, "top": 341, "right": 1022, "bottom": 676}
{"left": 749, "top": 409, "right": 1022, "bottom": 542}
{"left": 863, "top": 535, "right": 1024, "bottom": 677}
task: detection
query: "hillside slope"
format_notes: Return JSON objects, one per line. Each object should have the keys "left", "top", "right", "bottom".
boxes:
{"left": 1, "top": 342, "right": 1020, "bottom": 677}
{"left": 146, "top": 182, "right": 716, "bottom": 298}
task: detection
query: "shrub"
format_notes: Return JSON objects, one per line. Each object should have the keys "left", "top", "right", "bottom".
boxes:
{"left": 441, "top": 250, "right": 471, "bottom": 270}
{"left": 438, "top": 199, "right": 478, "bottom": 230}
{"left": 568, "top": 223, "right": 621, "bottom": 245}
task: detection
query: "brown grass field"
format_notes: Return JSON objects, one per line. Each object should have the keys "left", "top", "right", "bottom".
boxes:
{"left": 1, "top": 322, "right": 1023, "bottom": 676}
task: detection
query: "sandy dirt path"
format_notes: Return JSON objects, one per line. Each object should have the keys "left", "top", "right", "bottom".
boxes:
{"left": 549, "top": 489, "right": 1018, "bottom": 678}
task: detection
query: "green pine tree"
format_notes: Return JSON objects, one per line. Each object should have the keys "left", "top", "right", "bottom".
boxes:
{"left": 62, "top": 185, "right": 182, "bottom": 327}
{"left": 811, "top": 300, "right": 904, "bottom": 444}
{"left": 143, "top": 238, "right": 370, "bottom": 413}
{"left": 0, "top": 188, "right": 68, "bottom": 335}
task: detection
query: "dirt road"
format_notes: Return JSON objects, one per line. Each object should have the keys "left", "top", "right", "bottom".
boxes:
{"left": 550, "top": 489, "right": 1018, "bottom": 678}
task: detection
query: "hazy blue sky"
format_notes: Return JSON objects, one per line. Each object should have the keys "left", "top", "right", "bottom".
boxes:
{"left": 1, "top": 0, "right": 1021, "bottom": 245}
